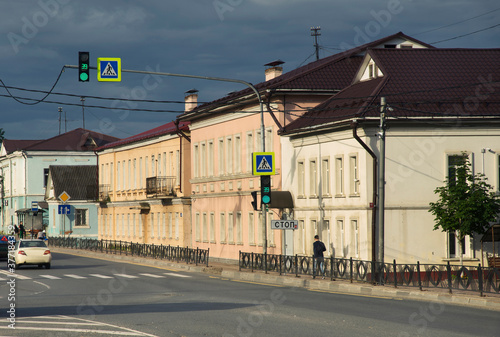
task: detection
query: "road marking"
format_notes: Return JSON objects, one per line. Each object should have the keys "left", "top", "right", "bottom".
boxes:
{"left": 7, "top": 315, "right": 159, "bottom": 336}
{"left": 164, "top": 272, "right": 192, "bottom": 278}
{"left": 231, "top": 279, "right": 284, "bottom": 287}
{"left": 64, "top": 274, "right": 87, "bottom": 279}
{"left": 89, "top": 273, "right": 113, "bottom": 279}
{"left": 139, "top": 273, "right": 165, "bottom": 278}
{"left": 0, "top": 269, "right": 32, "bottom": 279}
{"left": 307, "top": 288, "right": 403, "bottom": 300}
{"left": 114, "top": 273, "right": 139, "bottom": 279}
{"left": 39, "top": 274, "right": 61, "bottom": 279}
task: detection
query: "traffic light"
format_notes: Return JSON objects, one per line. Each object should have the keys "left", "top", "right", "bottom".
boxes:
{"left": 261, "top": 175, "right": 271, "bottom": 205}
{"left": 251, "top": 191, "right": 258, "bottom": 210}
{"left": 79, "top": 51, "right": 90, "bottom": 82}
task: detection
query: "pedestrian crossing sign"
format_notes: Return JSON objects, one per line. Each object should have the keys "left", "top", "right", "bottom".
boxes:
{"left": 97, "top": 57, "right": 121, "bottom": 82}
{"left": 253, "top": 152, "right": 275, "bottom": 175}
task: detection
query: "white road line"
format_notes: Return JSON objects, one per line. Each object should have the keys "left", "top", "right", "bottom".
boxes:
{"left": 39, "top": 274, "right": 61, "bottom": 279}
{"left": 0, "top": 326, "right": 150, "bottom": 335}
{"left": 114, "top": 273, "right": 139, "bottom": 279}
{"left": 139, "top": 273, "right": 165, "bottom": 278}
{"left": 164, "top": 272, "right": 192, "bottom": 278}
{"left": 89, "top": 273, "right": 113, "bottom": 279}
{"left": 64, "top": 274, "right": 87, "bottom": 279}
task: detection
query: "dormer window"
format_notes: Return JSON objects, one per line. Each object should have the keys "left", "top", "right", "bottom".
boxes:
{"left": 384, "top": 44, "right": 397, "bottom": 48}
{"left": 84, "top": 137, "right": 97, "bottom": 147}
{"left": 400, "top": 44, "right": 413, "bottom": 49}
{"left": 368, "top": 64, "right": 373, "bottom": 78}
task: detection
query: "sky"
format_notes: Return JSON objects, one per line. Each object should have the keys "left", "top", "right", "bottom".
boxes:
{"left": 0, "top": 0, "right": 499, "bottom": 141}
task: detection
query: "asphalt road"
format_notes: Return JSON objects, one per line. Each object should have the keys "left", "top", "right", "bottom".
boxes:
{"left": 1, "top": 252, "right": 499, "bottom": 337}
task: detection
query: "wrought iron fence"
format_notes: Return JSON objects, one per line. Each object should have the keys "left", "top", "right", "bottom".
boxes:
{"left": 48, "top": 237, "right": 209, "bottom": 266}
{"left": 239, "top": 251, "right": 500, "bottom": 296}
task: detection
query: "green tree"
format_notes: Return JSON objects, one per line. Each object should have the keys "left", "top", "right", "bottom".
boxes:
{"left": 429, "top": 153, "right": 500, "bottom": 264}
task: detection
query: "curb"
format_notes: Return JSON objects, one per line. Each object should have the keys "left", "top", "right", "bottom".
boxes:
{"left": 50, "top": 247, "right": 500, "bottom": 312}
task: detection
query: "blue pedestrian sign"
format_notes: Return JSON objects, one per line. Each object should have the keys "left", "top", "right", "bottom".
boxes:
{"left": 253, "top": 152, "right": 275, "bottom": 175}
{"left": 97, "top": 57, "right": 121, "bottom": 82}
{"left": 58, "top": 204, "right": 71, "bottom": 215}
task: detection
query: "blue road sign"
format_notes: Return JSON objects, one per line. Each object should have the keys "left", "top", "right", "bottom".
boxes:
{"left": 31, "top": 201, "right": 38, "bottom": 212}
{"left": 97, "top": 57, "right": 121, "bottom": 82}
{"left": 58, "top": 205, "right": 71, "bottom": 215}
{"left": 253, "top": 152, "right": 275, "bottom": 175}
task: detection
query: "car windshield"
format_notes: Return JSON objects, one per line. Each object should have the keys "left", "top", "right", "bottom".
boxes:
{"left": 20, "top": 241, "right": 47, "bottom": 248}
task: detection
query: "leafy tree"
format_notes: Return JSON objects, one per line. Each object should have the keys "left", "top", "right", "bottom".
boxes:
{"left": 429, "top": 153, "right": 500, "bottom": 264}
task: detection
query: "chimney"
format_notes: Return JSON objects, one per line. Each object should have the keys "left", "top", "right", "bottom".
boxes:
{"left": 184, "top": 89, "right": 198, "bottom": 112}
{"left": 264, "top": 60, "right": 285, "bottom": 81}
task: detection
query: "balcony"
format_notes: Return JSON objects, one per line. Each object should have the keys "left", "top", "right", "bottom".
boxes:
{"left": 98, "top": 184, "right": 111, "bottom": 202}
{"left": 146, "top": 176, "right": 176, "bottom": 197}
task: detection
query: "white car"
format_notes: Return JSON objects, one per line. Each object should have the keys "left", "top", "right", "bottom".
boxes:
{"left": 11, "top": 239, "right": 52, "bottom": 269}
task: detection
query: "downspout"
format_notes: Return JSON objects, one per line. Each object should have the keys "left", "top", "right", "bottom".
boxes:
{"left": 264, "top": 90, "right": 284, "bottom": 132}
{"left": 94, "top": 150, "right": 99, "bottom": 201}
{"left": 174, "top": 120, "right": 191, "bottom": 194}
{"left": 351, "top": 120, "right": 377, "bottom": 263}
{"left": 22, "top": 151, "right": 28, "bottom": 208}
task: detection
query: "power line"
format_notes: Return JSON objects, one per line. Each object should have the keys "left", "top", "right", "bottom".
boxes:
{"left": 414, "top": 7, "right": 500, "bottom": 36}
{"left": 431, "top": 23, "right": 500, "bottom": 44}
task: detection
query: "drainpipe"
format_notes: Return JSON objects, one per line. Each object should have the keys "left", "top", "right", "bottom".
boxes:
{"left": 22, "top": 151, "right": 28, "bottom": 209}
{"left": 351, "top": 120, "right": 377, "bottom": 263}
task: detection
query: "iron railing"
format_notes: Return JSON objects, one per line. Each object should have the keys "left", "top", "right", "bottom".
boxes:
{"left": 48, "top": 237, "right": 209, "bottom": 266}
{"left": 146, "top": 176, "right": 176, "bottom": 196}
{"left": 239, "top": 252, "right": 500, "bottom": 296}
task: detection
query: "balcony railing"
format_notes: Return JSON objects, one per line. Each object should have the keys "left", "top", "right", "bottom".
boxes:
{"left": 98, "top": 184, "right": 111, "bottom": 201}
{"left": 146, "top": 176, "right": 176, "bottom": 196}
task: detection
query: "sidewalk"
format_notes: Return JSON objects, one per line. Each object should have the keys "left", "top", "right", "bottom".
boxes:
{"left": 51, "top": 247, "right": 500, "bottom": 312}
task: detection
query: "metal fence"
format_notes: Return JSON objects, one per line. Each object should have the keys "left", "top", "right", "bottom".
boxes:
{"left": 239, "top": 252, "right": 500, "bottom": 296}
{"left": 48, "top": 237, "right": 209, "bottom": 266}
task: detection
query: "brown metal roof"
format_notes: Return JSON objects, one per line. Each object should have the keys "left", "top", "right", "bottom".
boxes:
{"left": 179, "top": 32, "right": 434, "bottom": 119}
{"left": 96, "top": 121, "right": 190, "bottom": 151}
{"left": 2, "top": 129, "right": 119, "bottom": 154}
{"left": 281, "top": 48, "right": 500, "bottom": 135}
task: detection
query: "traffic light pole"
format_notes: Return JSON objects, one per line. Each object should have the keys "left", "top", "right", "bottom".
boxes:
{"left": 64, "top": 64, "right": 268, "bottom": 254}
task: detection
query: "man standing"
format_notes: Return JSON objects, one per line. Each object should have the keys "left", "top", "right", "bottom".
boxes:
{"left": 19, "top": 222, "right": 25, "bottom": 239}
{"left": 313, "top": 235, "right": 326, "bottom": 279}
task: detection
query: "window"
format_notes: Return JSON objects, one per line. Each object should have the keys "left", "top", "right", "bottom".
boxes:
{"left": 110, "top": 163, "right": 114, "bottom": 190}
{"left": 246, "top": 132, "right": 254, "bottom": 172}
{"left": 138, "top": 158, "right": 142, "bottom": 189}
{"left": 235, "top": 135, "right": 242, "bottom": 173}
{"left": 175, "top": 213, "right": 179, "bottom": 240}
{"left": 220, "top": 213, "right": 226, "bottom": 244}
{"left": 150, "top": 213, "right": 154, "bottom": 239}
{"left": 248, "top": 212, "right": 255, "bottom": 245}
{"left": 133, "top": 159, "right": 137, "bottom": 189}
{"left": 218, "top": 138, "right": 225, "bottom": 175}
{"left": 448, "top": 231, "right": 468, "bottom": 258}
{"left": 322, "top": 220, "right": 331, "bottom": 255}
{"left": 310, "top": 159, "right": 317, "bottom": 196}
{"left": 210, "top": 213, "right": 215, "bottom": 243}
{"left": 265, "top": 127, "right": 273, "bottom": 152}
{"left": 122, "top": 161, "right": 125, "bottom": 190}
{"left": 200, "top": 143, "right": 206, "bottom": 177}
{"left": 337, "top": 219, "right": 345, "bottom": 257}
{"left": 133, "top": 214, "right": 136, "bottom": 238}
{"left": 203, "top": 212, "right": 208, "bottom": 242}
{"left": 236, "top": 212, "right": 242, "bottom": 244}
{"left": 75, "top": 209, "right": 88, "bottom": 227}
{"left": 151, "top": 155, "right": 155, "bottom": 177}
{"left": 169, "top": 213, "right": 173, "bottom": 239}
{"left": 162, "top": 213, "right": 166, "bottom": 239}
{"left": 321, "top": 158, "right": 330, "bottom": 196}
{"left": 335, "top": 156, "right": 344, "bottom": 196}
{"left": 117, "top": 162, "right": 121, "bottom": 190}
{"left": 43, "top": 168, "right": 49, "bottom": 188}
{"left": 351, "top": 219, "right": 359, "bottom": 258}
{"left": 349, "top": 155, "right": 360, "bottom": 195}
{"left": 298, "top": 161, "right": 305, "bottom": 197}
{"left": 226, "top": 137, "right": 233, "bottom": 174}
{"left": 295, "top": 220, "right": 305, "bottom": 254}
{"left": 448, "top": 154, "right": 467, "bottom": 185}
{"left": 228, "top": 212, "right": 234, "bottom": 244}
{"left": 195, "top": 213, "right": 200, "bottom": 242}
{"left": 127, "top": 214, "right": 130, "bottom": 238}
{"left": 208, "top": 140, "right": 214, "bottom": 176}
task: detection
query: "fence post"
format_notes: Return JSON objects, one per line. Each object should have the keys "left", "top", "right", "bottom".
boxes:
{"left": 350, "top": 257, "right": 353, "bottom": 283}
{"left": 279, "top": 254, "right": 282, "bottom": 276}
{"left": 447, "top": 261, "right": 453, "bottom": 294}
{"left": 186, "top": 246, "right": 189, "bottom": 265}
{"left": 295, "top": 254, "right": 299, "bottom": 278}
{"left": 251, "top": 252, "right": 254, "bottom": 273}
{"left": 265, "top": 253, "right": 268, "bottom": 274}
{"left": 393, "top": 259, "right": 397, "bottom": 288}
{"left": 330, "top": 255, "right": 334, "bottom": 281}
{"left": 478, "top": 263, "right": 484, "bottom": 297}
{"left": 196, "top": 248, "right": 199, "bottom": 266}
{"left": 206, "top": 248, "right": 209, "bottom": 267}
{"left": 417, "top": 261, "right": 422, "bottom": 291}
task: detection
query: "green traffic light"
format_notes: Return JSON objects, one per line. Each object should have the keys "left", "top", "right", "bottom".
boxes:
{"left": 80, "top": 73, "right": 88, "bottom": 81}
{"left": 262, "top": 195, "right": 271, "bottom": 204}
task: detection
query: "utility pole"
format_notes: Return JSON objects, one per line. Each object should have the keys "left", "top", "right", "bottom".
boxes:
{"left": 310, "top": 26, "right": 321, "bottom": 61}
{"left": 81, "top": 97, "right": 85, "bottom": 129}
{"left": 377, "top": 97, "right": 387, "bottom": 264}
{"left": 58, "top": 107, "right": 62, "bottom": 134}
